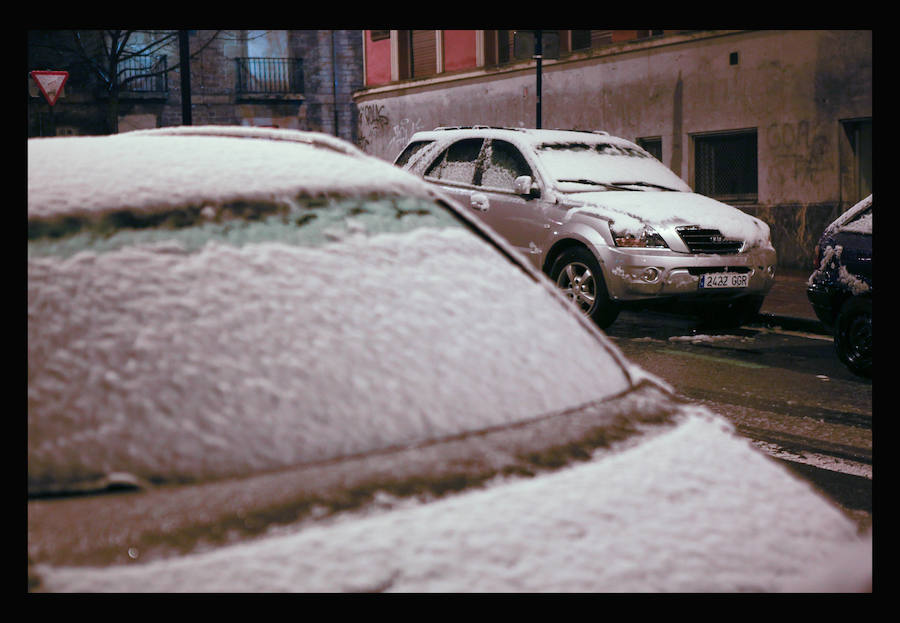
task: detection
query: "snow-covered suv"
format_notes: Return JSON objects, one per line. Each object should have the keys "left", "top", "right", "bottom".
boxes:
{"left": 395, "top": 127, "right": 777, "bottom": 328}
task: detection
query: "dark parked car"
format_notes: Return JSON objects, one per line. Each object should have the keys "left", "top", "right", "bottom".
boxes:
{"left": 807, "top": 195, "right": 872, "bottom": 377}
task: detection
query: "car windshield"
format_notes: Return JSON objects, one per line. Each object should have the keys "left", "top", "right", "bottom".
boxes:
{"left": 28, "top": 191, "right": 633, "bottom": 496}
{"left": 536, "top": 141, "right": 692, "bottom": 193}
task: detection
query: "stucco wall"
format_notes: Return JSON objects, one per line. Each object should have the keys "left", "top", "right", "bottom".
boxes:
{"left": 353, "top": 30, "right": 871, "bottom": 269}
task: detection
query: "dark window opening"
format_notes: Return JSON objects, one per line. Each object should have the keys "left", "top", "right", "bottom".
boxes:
{"left": 842, "top": 119, "right": 872, "bottom": 202}
{"left": 694, "top": 131, "right": 758, "bottom": 200}
{"left": 638, "top": 137, "right": 662, "bottom": 162}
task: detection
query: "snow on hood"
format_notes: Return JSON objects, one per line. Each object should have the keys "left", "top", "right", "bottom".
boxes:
{"left": 27, "top": 131, "right": 432, "bottom": 221}
{"left": 35, "top": 406, "right": 872, "bottom": 593}
{"left": 567, "top": 191, "right": 773, "bottom": 249}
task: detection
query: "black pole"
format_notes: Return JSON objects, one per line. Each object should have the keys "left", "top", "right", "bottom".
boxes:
{"left": 535, "top": 29, "right": 542, "bottom": 129}
{"left": 331, "top": 30, "right": 340, "bottom": 138}
{"left": 179, "top": 30, "right": 192, "bottom": 125}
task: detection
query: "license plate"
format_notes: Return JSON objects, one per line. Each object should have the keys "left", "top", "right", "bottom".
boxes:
{"left": 699, "top": 272, "right": 749, "bottom": 289}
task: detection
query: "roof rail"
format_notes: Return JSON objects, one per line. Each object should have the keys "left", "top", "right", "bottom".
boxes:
{"left": 431, "top": 126, "right": 609, "bottom": 136}
{"left": 432, "top": 125, "right": 528, "bottom": 132}
{"left": 550, "top": 128, "right": 609, "bottom": 135}
{"left": 433, "top": 125, "right": 491, "bottom": 131}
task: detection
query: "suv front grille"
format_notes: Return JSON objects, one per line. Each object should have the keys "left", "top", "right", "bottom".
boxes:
{"left": 676, "top": 226, "right": 743, "bottom": 254}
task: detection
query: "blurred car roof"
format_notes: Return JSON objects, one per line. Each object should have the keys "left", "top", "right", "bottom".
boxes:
{"left": 27, "top": 126, "right": 435, "bottom": 222}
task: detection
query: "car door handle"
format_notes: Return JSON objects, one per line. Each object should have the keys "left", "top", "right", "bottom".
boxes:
{"left": 470, "top": 193, "right": 489, "bottom": 212}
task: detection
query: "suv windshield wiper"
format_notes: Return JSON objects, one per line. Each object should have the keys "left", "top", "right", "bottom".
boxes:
{"left": 556, "top": 179, "right": 625, "bottom": 190}
{"left": 556, "top": 179, "right": 680, "bottom": 192}
{"left": 608, "top": 181, "right": 680, "bottom": 191}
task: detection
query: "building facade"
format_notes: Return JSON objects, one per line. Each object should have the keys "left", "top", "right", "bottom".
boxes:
{"left": 27, "top": 30, "right": 363, "bottom": 143}
{"left": 353, "top": 30, "right": 872, "bottom": 269}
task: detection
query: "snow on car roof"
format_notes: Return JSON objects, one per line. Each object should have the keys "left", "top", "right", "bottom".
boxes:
{"left": 128, "top": 124, "right": 365, "bottom": 156}
{"left": 409, "top": 126, "right": 640, "bottom": 150}
{"left": 28, "top": 127, "right": 433, "bottom": 221}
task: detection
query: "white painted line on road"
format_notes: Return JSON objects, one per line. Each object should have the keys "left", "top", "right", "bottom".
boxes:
{"left": 751, "top": 440, "right": 871, "bottom": 480}
{"left": 755, "top": 326, "right": 834, "bottom": 342}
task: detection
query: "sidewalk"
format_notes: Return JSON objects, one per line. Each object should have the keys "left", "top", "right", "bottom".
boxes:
{"left": 756, "top": 267, "right": 826, "bottom": 334}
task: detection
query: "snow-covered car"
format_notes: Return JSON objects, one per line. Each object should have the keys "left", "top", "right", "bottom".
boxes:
{"left": 28, "top": 127, "right": 869, "bottom": 592}
{"left": 807, "top": 195, "right": 873, "bottom": 377}
{"left": 395, "top": 127, "right": 777, "bottom": 329}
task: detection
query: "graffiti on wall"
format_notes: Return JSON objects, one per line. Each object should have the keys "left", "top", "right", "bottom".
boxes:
{"left": 357, "top": 104, "right": 389, "bottom": 152}
{"left": 357, "top": 103, "right": 425, "bottom": 158}
{"left": 766, "top": 120, "right": 829, "bottom": 187}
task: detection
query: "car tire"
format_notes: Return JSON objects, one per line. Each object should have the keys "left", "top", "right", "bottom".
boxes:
{"left": 549, "top": 247, "right": 619, "bottom": 329}
{"left": 698, "top": 295, "right": 764, "bottom": 328}
{"left": 834, "top": 296, "right": 872, "bottom": 378}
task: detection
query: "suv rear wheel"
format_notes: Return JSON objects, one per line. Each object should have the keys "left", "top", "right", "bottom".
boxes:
{"left": 549, "top": 247, "right": 619, "bottom": 329}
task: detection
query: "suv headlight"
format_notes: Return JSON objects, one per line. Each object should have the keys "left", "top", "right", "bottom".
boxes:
{"left": 609, "top": 224, "right": 668, "bottom": 248}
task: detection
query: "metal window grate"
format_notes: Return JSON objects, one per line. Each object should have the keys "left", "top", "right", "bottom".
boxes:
{"left": 694, "top": 131, "right": 757, "bottom": 198}
{"left": 235, "top": 57, "right": 303, "bottom": 94}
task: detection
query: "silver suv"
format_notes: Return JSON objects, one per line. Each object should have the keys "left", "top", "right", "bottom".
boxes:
{"left": 395, "top": 127, "right": 777, "bottom": 328}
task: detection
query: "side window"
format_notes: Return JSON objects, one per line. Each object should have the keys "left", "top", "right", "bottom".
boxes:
{"left": 480, "top": 140, "right": 533, "bottom": 192}
{"left": 425, "top": 138, "right": 484, "bottom": 185}
{"left": 394, "top": 140, "right": 434, "bottom": 168}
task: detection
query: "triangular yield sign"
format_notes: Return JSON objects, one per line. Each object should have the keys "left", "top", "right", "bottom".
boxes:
{"left": 31, "top": 71, "right": 69, "bottom": 106}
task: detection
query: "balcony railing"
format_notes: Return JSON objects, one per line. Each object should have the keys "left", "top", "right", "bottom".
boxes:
{"left": 235, "top": 57, "right": 304, "bottom": 95}
{"left": 119, "top": 54, "right": 168, "bottom": 92}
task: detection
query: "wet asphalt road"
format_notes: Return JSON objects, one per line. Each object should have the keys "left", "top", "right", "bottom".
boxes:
{"left": 605, "top": 308, "right": 872, "bottom": 530}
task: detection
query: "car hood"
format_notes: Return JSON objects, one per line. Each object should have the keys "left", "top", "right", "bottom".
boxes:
{"left": 563, "top": 191, "right": 772, "bottom": 249}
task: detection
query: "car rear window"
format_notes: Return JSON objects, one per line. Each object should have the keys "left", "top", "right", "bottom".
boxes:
{"left": 28, "top": 194, "right": 463, "bottom": 259}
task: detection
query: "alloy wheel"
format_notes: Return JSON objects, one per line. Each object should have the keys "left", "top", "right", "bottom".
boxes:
{"left": 556, "top": 262, "right": 597, "bottom": 314}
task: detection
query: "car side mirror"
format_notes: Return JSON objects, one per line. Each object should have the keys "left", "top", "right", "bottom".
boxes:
{"left": 514, "top": 175, "right": 540, "bottom": 198}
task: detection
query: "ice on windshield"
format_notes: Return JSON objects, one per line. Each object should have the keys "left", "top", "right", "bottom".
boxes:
{"left": 536, "top": 142, "right": 691, "bottom": 192}
{"left": 28, "top": 219, "right": 632, "bottom": 495}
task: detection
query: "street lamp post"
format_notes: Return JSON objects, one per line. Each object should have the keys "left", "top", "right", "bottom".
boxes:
{"left": 515, "top": 30, "right": 557, "bottom": 129}
{"left": 535, "top": 29, "right": 542, "bottom": 129}
{"left": 179, "top": 30, "right": 192, "bottom": 125}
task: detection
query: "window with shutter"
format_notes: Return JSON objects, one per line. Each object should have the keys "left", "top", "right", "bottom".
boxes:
{"left": 411, "top": 30, "right": 437, "bottom": 78}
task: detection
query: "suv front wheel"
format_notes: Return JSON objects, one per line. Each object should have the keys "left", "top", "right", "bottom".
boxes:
{"left": 549, "top": 247, "right": 620, "bottom": 329}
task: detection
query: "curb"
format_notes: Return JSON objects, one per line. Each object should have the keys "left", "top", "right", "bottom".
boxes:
{"left": 754, "top": 313, "right": 830, "bottom": 336}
